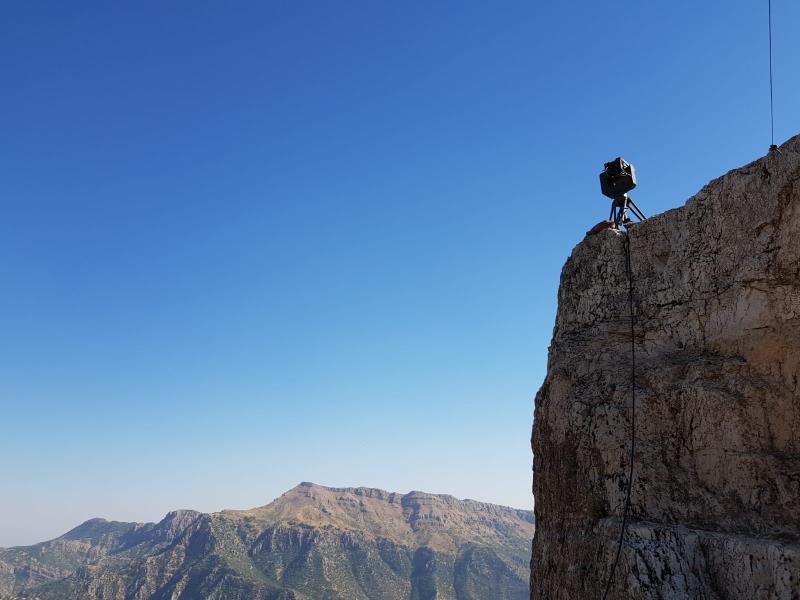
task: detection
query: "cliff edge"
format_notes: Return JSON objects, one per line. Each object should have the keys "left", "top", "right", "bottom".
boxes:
{"left": 531, "top": 136, "right": 800, "bottom": 599}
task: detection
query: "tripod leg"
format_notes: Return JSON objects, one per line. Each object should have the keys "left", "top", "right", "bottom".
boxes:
{"left": 612, "top": 206, "right": 622, "bottom": 227}
{"left": 619, "top": 196, "right": 631, "bottom": 225}
{"left": 627, "top": 198, "right": 646, "bottom": 220}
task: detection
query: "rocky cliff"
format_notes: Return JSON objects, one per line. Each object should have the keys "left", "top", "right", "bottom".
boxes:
{"left": 531, "top": 136, "right": 800, "bottom": 599}
{"left": 1, "top": 483, "right": 534, "bottom": 600}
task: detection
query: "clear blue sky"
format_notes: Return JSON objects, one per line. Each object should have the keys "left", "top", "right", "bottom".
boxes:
{"left": 1, "top": 1, "right": 798, "bottom": 547}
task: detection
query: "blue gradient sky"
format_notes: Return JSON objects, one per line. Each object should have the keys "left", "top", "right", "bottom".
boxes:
{"left": 1, "top": 2, "right": 798, "bottom": 546}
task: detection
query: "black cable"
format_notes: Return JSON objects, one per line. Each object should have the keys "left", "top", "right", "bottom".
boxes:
{"left": 600, "top": 233, "right": 637, "bottom": 600}
{"left": 769, "top": 0, "right": 775, "bottom": 148}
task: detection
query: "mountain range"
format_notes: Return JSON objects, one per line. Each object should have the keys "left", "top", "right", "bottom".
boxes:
{"left": 0, "top": 482, "right": 534, "bottom": 600}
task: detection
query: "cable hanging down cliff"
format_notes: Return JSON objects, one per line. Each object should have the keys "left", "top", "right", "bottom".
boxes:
{"left": 600, "top": 232, "right": 638, "bottom": 600}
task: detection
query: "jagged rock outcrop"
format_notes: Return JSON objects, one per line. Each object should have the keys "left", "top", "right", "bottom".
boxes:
{"left": 531, "top": 136, "right": 800, "bottom": 599}
{"left": 1, "top": 483, "right": 534, "bottom": 599}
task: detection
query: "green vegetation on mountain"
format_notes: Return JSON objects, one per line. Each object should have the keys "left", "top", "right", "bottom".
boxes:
{"left": 0, "top": 483, "right": 534, "bottom": 599}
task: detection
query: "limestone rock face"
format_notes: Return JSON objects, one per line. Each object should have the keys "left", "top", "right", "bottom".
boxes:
{"left": 531, "top": 136, "right": 800, "bottom": 599}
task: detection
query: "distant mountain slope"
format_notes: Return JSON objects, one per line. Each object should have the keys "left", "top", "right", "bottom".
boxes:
{"left": 0, "top": 483, "right": 534, "bottom": 600}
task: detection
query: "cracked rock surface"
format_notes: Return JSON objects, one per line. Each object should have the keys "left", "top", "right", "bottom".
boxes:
{"left": 531, "top": 135, "right": 800, "bottom": 600}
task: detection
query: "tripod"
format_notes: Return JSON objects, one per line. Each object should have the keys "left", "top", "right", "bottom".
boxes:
{"left": 610, "top": 193, "right": 646, "bottom": 227}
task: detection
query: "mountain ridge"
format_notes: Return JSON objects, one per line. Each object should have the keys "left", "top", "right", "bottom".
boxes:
{"left": 1, "top": 482, "right": 534, "bottom": 600}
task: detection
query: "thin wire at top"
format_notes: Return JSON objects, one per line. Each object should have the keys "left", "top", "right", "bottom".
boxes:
{"left": 769, "top": 0, "right": 775, "bottom": 147}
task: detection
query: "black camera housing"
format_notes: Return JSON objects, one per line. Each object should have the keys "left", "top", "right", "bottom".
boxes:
{"left": 599, "top": 157, "right": 637, "bottom": 199}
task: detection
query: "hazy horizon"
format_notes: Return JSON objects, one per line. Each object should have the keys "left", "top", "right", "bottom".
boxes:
{"left": 2, "top": 1, "right": 798, "bottom": 547}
